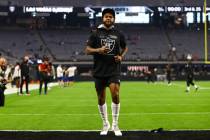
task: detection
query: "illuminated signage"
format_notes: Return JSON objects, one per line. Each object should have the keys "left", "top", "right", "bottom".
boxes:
{"left": 184, "top": 7, "right": 201, "bottom": 12}
{"left": 102, "top": 6, "right": 146, "bottom": 13}
{"left": 157, "top": 6, "right": 210, "bottom": 12}
{"left": 24, "top": 6, "right": 73, "bottom": 13}
{"left": 167, "top": 7, "right": 182, "bottom": 12}
{"left": 158, "top": 7, "right": 165, "bottom": 12}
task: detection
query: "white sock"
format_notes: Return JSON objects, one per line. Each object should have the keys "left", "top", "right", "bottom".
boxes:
{"left": 187, "top": 86, "right": 190, "bottom": 91}
{"left": 194, "top": 85, "right": 198, "bottom": 89}
{"left": 111, "top": 102, "right": 120, "bottom": 126}
{"left": 98, "top": 103, "right": 108, "bottom": 124}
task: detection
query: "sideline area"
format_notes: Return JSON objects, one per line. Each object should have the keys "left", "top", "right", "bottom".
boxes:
{"left": 4, "top": 82, "right": 58, "bottom": 95}
{"left": 0, "top": 130, "right": 210, "bottom": 140}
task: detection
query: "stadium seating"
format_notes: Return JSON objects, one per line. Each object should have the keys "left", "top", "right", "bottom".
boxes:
{"left": 166, "top": 28, "right": 204, "bottom": 60}
{"left": 0, "top": 28, "right": 46, "bottom": 61}
{"left": 3, "top": 0, "right": 208, "bottom": 6}
{"left": 0, "top": 26, "right": 208, "bottom": 62}
{"left": 4, "top": 0, "right": 208, "bottom": 6}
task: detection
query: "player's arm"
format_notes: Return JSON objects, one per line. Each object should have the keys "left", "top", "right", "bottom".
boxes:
{"left": 120, "top": 47, "right": 128, "bottom": 58}
{"left": 38, "top": 64, "right": 42, "bottom": 72}
{"left": 115, "top": 32, "right": 128, "bottom": 62}
{"left": 85, "top": 46, "right": 110, "bottom": 55}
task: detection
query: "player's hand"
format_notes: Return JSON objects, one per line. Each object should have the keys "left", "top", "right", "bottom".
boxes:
{"left": 114, "top": 55, "right": 123, "bottom": 62}
{"left": 97, "top": 46, "right": 110, "bottom": 55}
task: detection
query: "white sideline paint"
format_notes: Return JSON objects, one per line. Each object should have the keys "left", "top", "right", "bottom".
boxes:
{"left": 4, "top": 82, "right": 58, "bottom": 95}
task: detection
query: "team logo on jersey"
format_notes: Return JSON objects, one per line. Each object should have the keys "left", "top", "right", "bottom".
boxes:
{"left": 101, "top": 37, "right": 115, "bottom": 54}
{"left": 109, "top": 35, "right": 118, "bottom": 39}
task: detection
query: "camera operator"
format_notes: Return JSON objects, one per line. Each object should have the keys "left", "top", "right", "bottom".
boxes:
{"left": 0, "top": 57, "right": 7, "bottom": 107}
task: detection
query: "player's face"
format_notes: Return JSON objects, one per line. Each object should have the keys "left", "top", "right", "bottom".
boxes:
{"left": 44, "top": 60, "right": 48, "bottom": 64}
{"left": 0, "top": 58, "right": 7, "bottom": 66}
{"left": 103, "top": 13, "right": 115, "bottom": 28}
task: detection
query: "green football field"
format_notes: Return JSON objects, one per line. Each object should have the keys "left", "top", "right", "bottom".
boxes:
{"left": 0, "top": 81, "right": 210, "bottom": 131}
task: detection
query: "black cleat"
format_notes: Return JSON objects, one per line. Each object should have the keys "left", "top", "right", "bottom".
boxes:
{"left": 195, "top": 87, "right": 198, "bottom": 92}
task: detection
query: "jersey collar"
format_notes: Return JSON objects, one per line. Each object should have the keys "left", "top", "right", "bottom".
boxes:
{"left": 98, "top": 24, "right": 114, "bottom": 30}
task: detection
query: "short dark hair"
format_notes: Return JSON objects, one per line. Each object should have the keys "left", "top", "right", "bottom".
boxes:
{"left": 43, "top": 55, "right": 49, "bottom": 61}
{"left": 102, "top": 8, "right": 115, "bottom": 18}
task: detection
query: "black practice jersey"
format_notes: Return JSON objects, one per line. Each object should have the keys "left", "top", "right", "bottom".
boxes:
{"left": 166, "top": 67, "right": 171, "bottom": 76}
{"left": 20, "top": 62, "right": 29, "bottom": 76}
{"left": 185, "top": 63, "right": 194, "bottom": 79}
{"left": 87, "top": 25, "right": 126, "bottom": 77}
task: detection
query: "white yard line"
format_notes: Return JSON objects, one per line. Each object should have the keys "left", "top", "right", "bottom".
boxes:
{"left": 0, "top": 112, "right": 210, "bottom": 116}
{"left": 13, "top": 104, "right": 210, "bottom": 107}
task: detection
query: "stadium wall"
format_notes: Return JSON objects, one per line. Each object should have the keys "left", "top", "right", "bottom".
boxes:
{"left": 50, "top": 62, "right": 210, "bottom": 81}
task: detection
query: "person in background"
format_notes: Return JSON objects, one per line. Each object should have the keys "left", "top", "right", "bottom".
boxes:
{"left": 62, "top": 66, "right": 69, "bottom": 87}
{"left": 12, "top": 62, "right": 21, "bottom": 94}
{"left": 145, "top": 67, "right": 155, "bottom": 83}
{"left": 56, "top": 65, "right": 63, "bottom": 87}
{"left": 5, "top": 64, "right": 13, "bottom": 87}
{"left": 166, "top": 64, "right": 172, "bottom": 85}
{"left": 67, "top": 65, "right": 77, "bottom": 86}
{"left": 0, "top": 57, "right": 8, "bottom": 107}
{"left": 38, "top": 56, "right": 50, "bottom": 95}
{"left": 20, "top": 56, "right": 30, "bottom": 95}
{"left": 185, "top": 55, "right": 198, "bottom": 92}
{"left": 48, "top": 62, "right": 56, "bottom": 90}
